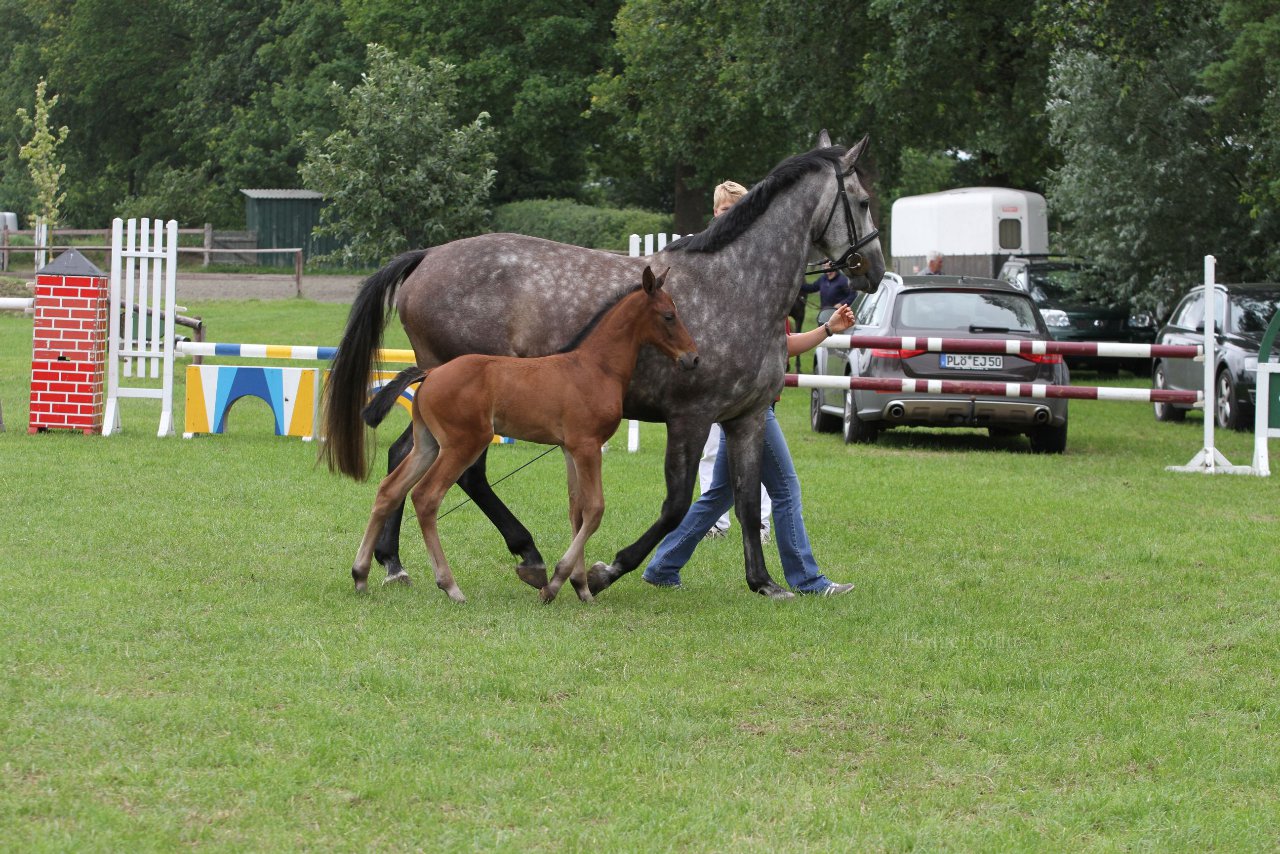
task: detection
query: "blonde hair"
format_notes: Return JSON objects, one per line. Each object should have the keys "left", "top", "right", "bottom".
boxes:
{"left": 713, "top": 180, "right": 748, "bottom": 211}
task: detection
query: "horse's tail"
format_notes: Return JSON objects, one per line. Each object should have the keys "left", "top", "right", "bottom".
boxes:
{"left": 320, "top": 249, "right": 429, "bottom": 480}
{"left": 362, "top": 366, "right": 426, "bottom": 429}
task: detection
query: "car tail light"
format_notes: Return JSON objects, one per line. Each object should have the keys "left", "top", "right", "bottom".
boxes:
{"left": 1023, "top": 353, "right": 1063, "bottom": 364}
{"left": 870, "top": 348, "right": 926, "bottom": 359}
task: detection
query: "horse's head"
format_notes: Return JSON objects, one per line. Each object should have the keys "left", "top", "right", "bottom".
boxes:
{"left": 813, "top": 129, "right": 886, "bottom": 294}
{"left": 641, "top": 266, "right": 699, "bottom": 371}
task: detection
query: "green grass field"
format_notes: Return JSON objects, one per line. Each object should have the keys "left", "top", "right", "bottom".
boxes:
{"left": 1, "top": 299, "right": 1277, "bottom": 850}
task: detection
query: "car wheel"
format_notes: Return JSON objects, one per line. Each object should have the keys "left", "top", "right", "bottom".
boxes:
{"left": 1029, "top": 412, "right": 1068, "bottom": 454}
{"left": 810, "top": 388, "right": 840, "bottom": 433}
{"left": 842, "top": 389, "right": 878, "bottom": 445}
{"left": 1152, "top": 361, "right": 1186, "bottom": 423}
{"left": 1215, "top": 369, "right": 1249, "bottom": 431}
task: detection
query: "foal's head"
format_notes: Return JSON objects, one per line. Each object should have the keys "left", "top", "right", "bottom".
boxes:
{"left": 640, "top": 266, "right": 699, "bottom": 371}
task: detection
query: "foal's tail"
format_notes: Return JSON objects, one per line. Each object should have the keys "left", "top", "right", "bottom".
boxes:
{"left": 362, "top": 366, "right": 426, "bottom": 429}
{"left": 320, "top": 249, "right": 429, "bottom": 480}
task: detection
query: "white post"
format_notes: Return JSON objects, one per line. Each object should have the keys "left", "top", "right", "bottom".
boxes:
{"left": 1168, "top": 255, "right": 1250, "bottom": 474}
{"left": 1254, "top": 367, "right": 1274, "bottom": 476}
{"left": 34, "top": 218, "right": 48, "bottom": 272}
{"left": 103, "top": 218, "right": 124, "bottom": 435}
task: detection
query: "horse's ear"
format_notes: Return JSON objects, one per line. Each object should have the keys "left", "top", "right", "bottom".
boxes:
{"left": 642, "top": 265, "right": 657, "bottom": 294}
{"left": 841, "top": 134, "right": 870, "bottom": 172}
{"left": 655, "top": 267, "right": 670, "bottom": 290}
{"left": 817, "top": 128, "right": 833, "bottom": 148}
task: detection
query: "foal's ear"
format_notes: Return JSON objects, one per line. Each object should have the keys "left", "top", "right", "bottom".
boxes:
{"left": 841, "top": 134, "right": 870, "bottom": 172}
{"left": 642, "top": 265, "right": 657, "bottom": 294}
{"left": 642, "top": 265, "right": 669, "bottom": 294}
{"left": 817, "top": 128, "right": 833, "bottom": 148}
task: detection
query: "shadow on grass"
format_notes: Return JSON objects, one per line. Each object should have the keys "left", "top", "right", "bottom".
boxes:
{"left": 871, "top": 427, "right": 1035, "bottom": 454}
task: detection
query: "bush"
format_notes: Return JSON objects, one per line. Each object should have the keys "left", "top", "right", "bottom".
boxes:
{"left": 491, "top": 199, "right": 674, "bottom": 251}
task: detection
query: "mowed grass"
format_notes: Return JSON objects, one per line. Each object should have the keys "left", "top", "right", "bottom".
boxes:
{"left": 1, "top": 299, "right": 1278, "bottom": 851}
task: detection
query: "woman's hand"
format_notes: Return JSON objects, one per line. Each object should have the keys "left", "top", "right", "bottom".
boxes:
{"left": 827, "top": 303, "right": 855, "bottom": 334}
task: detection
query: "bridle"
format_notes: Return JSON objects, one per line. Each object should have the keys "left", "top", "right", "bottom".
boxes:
{"left": 809, "top": 158, "right": 879, "bottom": 278}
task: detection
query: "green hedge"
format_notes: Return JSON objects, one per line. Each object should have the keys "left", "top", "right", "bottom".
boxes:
{"left": 491, "top": 199, "right": 674, "bottom": 251}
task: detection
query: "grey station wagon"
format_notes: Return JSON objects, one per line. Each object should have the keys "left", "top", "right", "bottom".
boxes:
{"left": 811, "top": 273, "right": 1071, "bottom": 453}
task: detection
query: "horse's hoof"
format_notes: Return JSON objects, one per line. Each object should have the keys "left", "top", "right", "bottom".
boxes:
{"left": 441, "top": 585, "right": 466, "bottom": 603}
{"left": 757, "top": 583, "right": 795, "bottom": 601}
{"left": 586, "top": 561, "right": 614, "bottom": 595}
{"left": 383, "top": 571, "right": 412, "bottom": 587}
{"left": 538, "top": 586, "right": 559, "bottom": 604}
{"left": 354, "top": 580, "right": 368, "bottom": 593}
{"left": 515, "top": 562, "right": 549, "bottom": 589}
{"left": 574, "top": 586, "right": 595, "bottom": 604}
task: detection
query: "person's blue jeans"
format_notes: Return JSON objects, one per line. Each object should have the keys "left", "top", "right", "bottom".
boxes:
{"left": 643, "top": 407, "right": 833, "bottom": 593}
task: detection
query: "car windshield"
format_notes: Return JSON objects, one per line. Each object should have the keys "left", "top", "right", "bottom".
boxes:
{"left": 1027, "top": 265, "right": 1104, "bottom": 303}
{"left": 895, "top": 290, "right": 1040, "bottom": 333}
{"left": 1230, "top": 294, "right": 1280, "bottom": 334}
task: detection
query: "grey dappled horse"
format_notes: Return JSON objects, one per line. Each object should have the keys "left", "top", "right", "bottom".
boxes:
{"left": 321, "top": 131, "right": 885, "bottom": 600}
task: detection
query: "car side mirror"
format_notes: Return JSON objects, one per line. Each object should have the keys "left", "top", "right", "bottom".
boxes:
{"left": 1195, "top": 322, "right": 1205, "bottom": 333}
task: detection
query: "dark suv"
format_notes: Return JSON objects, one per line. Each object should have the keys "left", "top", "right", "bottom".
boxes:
{"left": 1152, "top": 283, "right": 1280, "bottom": 430}
{"left": 997, "top": 257, "right": 1156, "bottom": 374}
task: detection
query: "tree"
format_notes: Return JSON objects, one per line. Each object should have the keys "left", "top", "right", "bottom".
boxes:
{"left": 590, "top": 0, "right": 793, "bottom": 233}
{"left": 1045, "top": 16, "right": 1253, "bottom": 309}
{"left": 1201, "top": 0, "right": 1280, "bottom": 279}
{"left": 345, "top": 0, "right": 620, "bottom": 203}
{"left": 16, "top": 78, "right": 69, "bottom": 228}
{"left": 299, "top": 45, "right": 496, "bottom": 265}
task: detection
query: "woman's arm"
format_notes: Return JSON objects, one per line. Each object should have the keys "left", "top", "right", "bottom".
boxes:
{"left": 786, "top": 303, "right": 855, "bottom": 356}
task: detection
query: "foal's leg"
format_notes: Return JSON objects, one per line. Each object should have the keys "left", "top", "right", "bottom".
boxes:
{"left": 352, "top": 424, "right": 438, "bottom": 592}
{"left": 379, "top": 428, "right": 548, "bottom": 589}
{"left": 544, "top": 444, "right": 604, "bottom": 604}
{"left": 560, "top": 449, "right": 593, "bottom": 603}
{"left": 587, "top": 418, "right": 710, "bottom": 595}
{"left": 409, "top": 435, "right": 491, "bottom": 604}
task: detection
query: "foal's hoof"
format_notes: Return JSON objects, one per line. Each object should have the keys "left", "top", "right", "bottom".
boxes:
{"left": 538, "top": 585, "right": 560, "bottom": 604}
{"left": 441, "top": 585, "right": 467, "bottom": 604}
{"left": 586, "top": 561, "right": 615, "bottom": 595}
{"left": 515, "top": 561, "right": 549, "bottom": 590}
{"left": 354, "top": 579, "right": 368, "bottom": 593}
{"left": 757, "top": 583, "right": 795, "bottom": 601}
{"left": 383, "top": 570, "right": 412, "bottom": 587}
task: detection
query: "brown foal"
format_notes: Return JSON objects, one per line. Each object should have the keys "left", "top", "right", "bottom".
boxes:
{"left": 351, "top": 266, "right": 698, "bottom": 603}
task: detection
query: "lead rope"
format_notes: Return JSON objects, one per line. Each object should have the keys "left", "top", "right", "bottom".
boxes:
{"left": 436, "top": 444, "right": 559, "bottom": 521}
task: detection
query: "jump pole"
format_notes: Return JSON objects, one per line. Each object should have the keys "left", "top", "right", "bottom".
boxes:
{"left": 1167, "top": 255, "right": 1252, "bottom": 475}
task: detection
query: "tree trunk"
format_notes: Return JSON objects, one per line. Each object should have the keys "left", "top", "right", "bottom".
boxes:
{"left": 673, "top": 162, "right": 708, "bottom": 236}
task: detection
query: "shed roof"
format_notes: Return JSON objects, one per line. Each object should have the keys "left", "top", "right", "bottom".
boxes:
{"left": 240, "top": 189, "right": 324, "bottom": 200}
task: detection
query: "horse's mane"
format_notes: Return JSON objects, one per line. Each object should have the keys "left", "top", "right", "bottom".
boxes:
{"left": 665, "top": 146, "right": 857, "bottom": 254}
{"left": 556, "top": 284, "right": 644, "bottom": 354}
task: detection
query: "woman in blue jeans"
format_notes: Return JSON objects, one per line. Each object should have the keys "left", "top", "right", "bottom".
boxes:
{"left": 643, "top": 302, "right": 857, "bottom": 596}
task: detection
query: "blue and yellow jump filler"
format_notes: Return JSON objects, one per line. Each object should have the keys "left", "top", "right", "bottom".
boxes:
{"left": 184, "top": 364, "right": 321, "bottom": 439}
{"left": 183, "top": 364, "right": 514, "bottom": 444}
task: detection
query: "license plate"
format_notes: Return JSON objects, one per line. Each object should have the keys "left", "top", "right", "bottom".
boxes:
{"left": 940, "top": 353, "right": 1003, "bottom": 370}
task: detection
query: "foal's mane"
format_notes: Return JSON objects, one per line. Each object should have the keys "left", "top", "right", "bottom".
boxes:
{"left": 556, "top": 284, "right": 644, "bottom": 354}
{"left": 665, "top": 146, "right": 858, "bottom": 254}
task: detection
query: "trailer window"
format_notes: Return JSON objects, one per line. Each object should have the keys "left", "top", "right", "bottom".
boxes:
{"left": 998, "top": 218, "right": 1022, "bottom": 250}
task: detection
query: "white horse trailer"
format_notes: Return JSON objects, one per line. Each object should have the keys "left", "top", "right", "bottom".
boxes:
{"left": 890, "top": 187, "right": 1048, "bottom": 278}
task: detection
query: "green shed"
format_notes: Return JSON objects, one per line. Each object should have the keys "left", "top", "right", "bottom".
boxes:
{"left": 240, "top": 189, "right": 342, "bottom": 267}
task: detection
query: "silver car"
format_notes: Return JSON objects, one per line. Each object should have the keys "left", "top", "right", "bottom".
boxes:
{"left": 810, "top": 273, "right": 1071, "bottom": 453}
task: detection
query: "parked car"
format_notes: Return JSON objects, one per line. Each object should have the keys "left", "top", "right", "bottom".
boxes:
{"left": 997, "top": 256, "right": 1157, "bottom": 374}
{"left": 1151, "top": 283, "right": 1280, "bottom": 430}
{"left": 811, "top": 273, "right": 1070, "bottom": 453}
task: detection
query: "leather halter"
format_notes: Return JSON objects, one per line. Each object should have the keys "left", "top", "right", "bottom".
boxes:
{"left": 811, "top": 158, "right": 879, "bottom": 278}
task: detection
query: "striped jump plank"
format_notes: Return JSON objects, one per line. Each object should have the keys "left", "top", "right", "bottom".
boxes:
{"left": 822, "top": 335, "right": 1201, "bottom": 360}
{"left": 177, "top": 342, "right": 418, "bottom": 363}
{"left": 786, "top": 373, "right": 1203, "bottom": 405}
